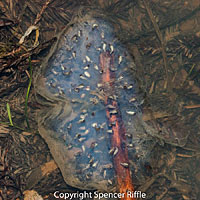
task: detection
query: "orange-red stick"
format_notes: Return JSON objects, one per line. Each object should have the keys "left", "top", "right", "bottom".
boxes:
{"left": 100, "top": 52, "right": 135, "bottom": 200}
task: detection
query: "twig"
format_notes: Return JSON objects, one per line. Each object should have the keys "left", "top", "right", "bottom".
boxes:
{"left": 184, "top": 104, "right": 200, "bottom": 109}
{"left": 143, "top": 0, "right": 170, "bottom": 90}
{"left": 34, "top": 0, "right": 52, "bottom": 25}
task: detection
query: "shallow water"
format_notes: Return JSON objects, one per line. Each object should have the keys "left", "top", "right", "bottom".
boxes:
{"left": 34, "top": 15, "right": 156, "bottom": 194}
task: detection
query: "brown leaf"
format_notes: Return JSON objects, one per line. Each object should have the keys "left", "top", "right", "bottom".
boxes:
{"left": 23, "top": 190, "right": 43, "bottom": 200}
{"left": 41, "top": 160, "right": 58, "bottom": 176}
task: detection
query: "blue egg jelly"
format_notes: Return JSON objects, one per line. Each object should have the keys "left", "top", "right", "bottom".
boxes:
{"left": 34, "top": 15, "right": 152, "bottom": 191}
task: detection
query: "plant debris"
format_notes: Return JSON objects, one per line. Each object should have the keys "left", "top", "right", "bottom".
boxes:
{"left": 0, "top": 0, "right": 200, "bottom": 199}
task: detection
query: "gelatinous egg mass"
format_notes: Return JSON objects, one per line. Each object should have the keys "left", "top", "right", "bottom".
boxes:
{"left": 35, "top": 16, "right": 149, "bottom": 192}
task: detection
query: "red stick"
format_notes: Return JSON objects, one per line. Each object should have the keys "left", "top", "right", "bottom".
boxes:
{"left": 100, "top": 52, "right": 135, "bottom": 200}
